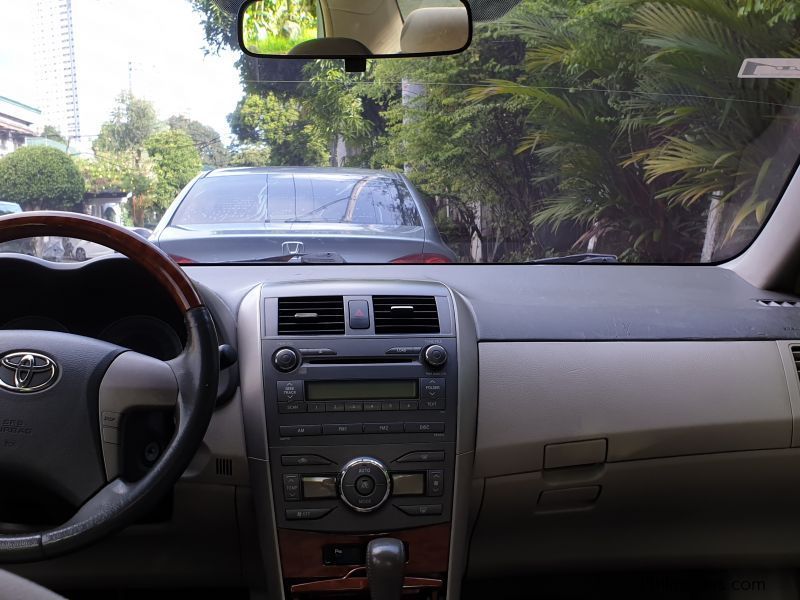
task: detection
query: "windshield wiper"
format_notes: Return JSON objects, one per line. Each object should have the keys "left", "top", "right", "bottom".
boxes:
{"left": 231, "top": 251, "right": 346, "bottom": 264}
{"left": 528, "top": 253, "right": 618, "bottom": 264}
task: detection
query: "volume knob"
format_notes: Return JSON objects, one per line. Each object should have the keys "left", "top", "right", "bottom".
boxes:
{"left": 273, "top": 348, "right": 300, "bottom": 372}
{"left": 423, "top": 344, "right": 447, "bottom": 368}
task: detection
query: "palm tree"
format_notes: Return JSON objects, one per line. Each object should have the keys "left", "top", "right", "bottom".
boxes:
{"left": 471, "top": 0, "right": 800, "bottom": 261}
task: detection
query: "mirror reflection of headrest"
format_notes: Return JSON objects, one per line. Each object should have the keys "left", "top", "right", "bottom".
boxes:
{"left": 400, "top": 6, "right": 469, "bottom": 54}
{"left": 289, "top": 37, "right": 372, "bottom": 56}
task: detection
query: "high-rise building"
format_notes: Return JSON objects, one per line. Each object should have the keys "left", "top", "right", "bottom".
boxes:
{"left": 33, "top": 0, "right": 80, "bottom": 143}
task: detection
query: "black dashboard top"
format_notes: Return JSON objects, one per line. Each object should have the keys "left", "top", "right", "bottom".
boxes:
{"left": 185, "top": 263, "right": 800, "bottom": 342}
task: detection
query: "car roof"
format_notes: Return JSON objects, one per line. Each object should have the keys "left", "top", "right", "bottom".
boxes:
{"left": 203, "top": 166, "right": 403, "bottom": 180}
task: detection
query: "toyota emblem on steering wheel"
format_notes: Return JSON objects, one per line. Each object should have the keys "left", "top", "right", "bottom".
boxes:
{"left": 0, "top": 352, "right": 59, "bottom": 393}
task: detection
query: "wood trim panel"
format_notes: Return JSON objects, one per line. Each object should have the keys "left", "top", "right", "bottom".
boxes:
{"left": 278, "top": 524, "right": 451, "bottom": 579}
{"left": 0, "top": 212, "right": 202, "bottom": 311}
{"left": 290, "top": 576, "right": 442, "bottom": 594}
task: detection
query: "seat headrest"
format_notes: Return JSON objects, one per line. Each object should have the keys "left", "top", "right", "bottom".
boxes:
{"left": 400, "top": 7, "right": 469, "bottom": 54}
{"left": 288, "top": 37, "right": 372, "bottom": 56}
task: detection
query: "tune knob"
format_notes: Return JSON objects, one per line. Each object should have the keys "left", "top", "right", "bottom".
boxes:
{"left": 338, "top": 457, "right": 391, "bottom": 513}
{"left": 273, "top": 347, "right": 300, "bottom": 372}
{"left": 423, "top": 344, "right": 447, "bottom": 368}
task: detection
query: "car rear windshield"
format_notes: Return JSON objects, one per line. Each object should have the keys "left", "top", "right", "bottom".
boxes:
{"left": 170, "top": 173, "right": 422, "bottom": 227}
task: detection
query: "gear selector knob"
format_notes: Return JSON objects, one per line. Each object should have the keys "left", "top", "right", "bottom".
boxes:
{"left": 367, "top": 538, "right": 405, "bottom": 600}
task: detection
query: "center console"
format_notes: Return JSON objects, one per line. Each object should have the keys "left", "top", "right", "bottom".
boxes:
{"left": 239, "top": 281, "right": 476, "bottom": 600}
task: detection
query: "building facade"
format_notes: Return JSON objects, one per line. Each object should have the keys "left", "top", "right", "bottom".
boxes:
{"left": 0, "top": 96, "right": 41, "bottom": 157}
{"left": 33, "top": 0, "right": 81, "bottom": 143}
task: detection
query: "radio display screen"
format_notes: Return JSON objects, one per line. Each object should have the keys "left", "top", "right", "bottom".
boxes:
{"left": 306, "top": 380, "right": 418, "bottom": 401}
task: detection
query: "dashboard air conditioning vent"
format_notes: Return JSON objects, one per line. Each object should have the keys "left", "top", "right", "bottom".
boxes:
{"left": 373, "top": 296, "right": 440, "bottom": 334}
{"left": 278, "top": 296, "right": 345, "bottom": 335}
{"left": 792, "top": 345, "right": 800, "bottom": 381}
{"left": 757, "top": 299, "right": 800, "bottom": 308}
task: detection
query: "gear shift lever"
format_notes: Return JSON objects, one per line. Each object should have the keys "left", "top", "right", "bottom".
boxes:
{"left": 366, "top": 538, "right": 405, "bottom": 600}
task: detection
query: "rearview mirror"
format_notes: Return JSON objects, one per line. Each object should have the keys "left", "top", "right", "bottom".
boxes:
{"left": 238, "top": 0, "right": 472, "bottom": 61}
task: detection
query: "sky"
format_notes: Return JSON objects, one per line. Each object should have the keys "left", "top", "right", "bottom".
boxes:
{"left": 0, "top": 0, "right": 243, "bottom": 146}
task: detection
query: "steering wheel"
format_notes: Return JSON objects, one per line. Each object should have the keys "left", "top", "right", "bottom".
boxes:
{"left": 0, "top": 212, "right": 219, "bottom": 562}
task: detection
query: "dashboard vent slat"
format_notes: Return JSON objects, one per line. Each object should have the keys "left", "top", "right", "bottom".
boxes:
{"left": 279, "top": 296, "right": 345, "bottom": 335}
{"left": 373, "top": 296, "right": 440, "bottom": 335}
{"left": 792, "top": 346, "right": 800, "bottom": 385}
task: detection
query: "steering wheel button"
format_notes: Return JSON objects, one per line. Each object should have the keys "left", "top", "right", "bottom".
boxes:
{"left": 101, "top": 411, "right": 121, "bottom": 428}
{"left": 101, "top": 427, "right": 119, "bottom": 445}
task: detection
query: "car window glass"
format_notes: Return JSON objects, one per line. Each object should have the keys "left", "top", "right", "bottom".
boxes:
{"left": 171, "top": 176, "right": 268, "bottom": 225}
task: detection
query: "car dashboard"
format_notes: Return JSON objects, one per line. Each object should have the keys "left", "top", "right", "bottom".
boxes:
{"left": 4, "top": 257, "right": 800, "bottom": 598}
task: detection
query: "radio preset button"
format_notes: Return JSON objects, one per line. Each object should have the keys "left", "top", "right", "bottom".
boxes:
{"left": 382, "top": 400, "right": 400, "bottom": 411}
{"left": 276, "top": 380, "right": 304, "bottom": 402}
{"left": 326, "top": 402, "right": 346, "bottom": 412}
{"left": 364, "top": 422, "right": 403, "bottom": 434}
{"left": 404, "top": 422, "right": 445, "bottom": 434}
{"left": 323, "top": 423, "right": 363, "bottom": 435}
{"left": 400, "top": 400, "right": 418, "bottom": 411}
{"left": 280, "top": 424, "right": 321, "bottom": 437}
{"left": 307, "top": 402, "right": 326, "bottom": 413}
{"left": 345, "top": 401, "right": 363, "bottom": 412}
{"left": 364, "top": 401, "right": 382, "bottom": 411}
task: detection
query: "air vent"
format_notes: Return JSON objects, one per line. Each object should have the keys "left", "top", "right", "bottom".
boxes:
{"left": 757, "top": 299, "right": 800, "bottom": 308}
{"left": 215, "top": 458, "right": 233, "bottom": 477}
{"left": 278, "top": 296, "right": 345, "bottom": 335}
{"left": 373, "top": 296, "right": 440, "bottom": 334}
{"left": 792, "top": 346, "right": 800, "bottom": 380}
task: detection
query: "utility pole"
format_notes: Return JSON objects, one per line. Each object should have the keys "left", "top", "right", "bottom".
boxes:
{"left": 128, "top": 61, "right": 133, "bottom": 95}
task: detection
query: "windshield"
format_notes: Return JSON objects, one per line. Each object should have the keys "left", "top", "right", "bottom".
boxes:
{"left": 170, "top": 172, "right": 421, "bottom": 227}
{"left": 1, "top": 0, "right": 799, "bottom": 264}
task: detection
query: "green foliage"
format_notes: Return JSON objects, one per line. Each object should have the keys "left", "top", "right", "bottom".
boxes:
{"left": 41, "top": 125, "right": 66, "bottom": 145}
{"left": 229, "top": 143, "right": 272, "bottom": 167}
{"left": 77, "top": 151, "right": 151, "bottom": 196}
{"left": 229, "top": 92, "right": 328, "bottom": 165}
{"left": 242, "top": 0, "right": 317, "bottom": 54}
{"left": 144, "top": 130, "right": 203, "bottom": 210}
{"left": 737, "top": 0, "right": 800, "bottom": 23}
{"left": 190, "top": 0, "right": 800, "bottom": 262}
{"left": 167, "top": 115, "right": 229, "bottom": 167}
{"left": 0, "top": 146, "right": 84, "bottom": 210}
{"left": 94, "top": 92, "right": 160, "bottom": 154}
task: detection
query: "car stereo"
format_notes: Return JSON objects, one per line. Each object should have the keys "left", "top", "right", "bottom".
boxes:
{"left": 261, "top": 294, "right": 457, "bottom": 534}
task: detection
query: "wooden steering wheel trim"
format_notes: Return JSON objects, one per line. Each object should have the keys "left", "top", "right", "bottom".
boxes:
{"left": 0, "top": 211, "right": 202, "bottom": 312}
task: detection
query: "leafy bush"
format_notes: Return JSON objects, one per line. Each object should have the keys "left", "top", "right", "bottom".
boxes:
{"left": 0, "top": 146, "right": 84, "bottom": 211}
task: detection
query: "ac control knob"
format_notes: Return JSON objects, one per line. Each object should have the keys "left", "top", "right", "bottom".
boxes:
{"left": 423, "top": 344, "right": 447, "bottom": 368}
{"left": 273, "top": 347, "right": 300, "bottom": 372}
{"left": 338, "top": 457, "right": 391, "bottom": 513}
